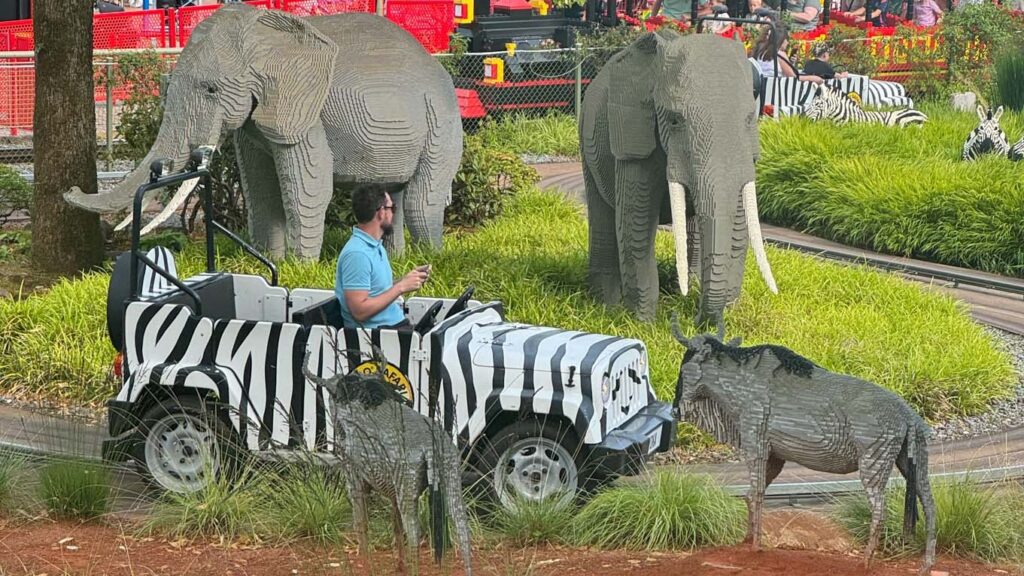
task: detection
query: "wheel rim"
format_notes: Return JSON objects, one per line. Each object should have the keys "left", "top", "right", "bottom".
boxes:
{"left": 144, "top": 411, "right": 220, "bottom": 493}
{"left": 493, "top": 436, "right": 578, "bottom": 508}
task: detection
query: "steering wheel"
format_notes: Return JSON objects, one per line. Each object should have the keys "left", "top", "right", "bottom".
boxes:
{"left": 447, "top": 285, "right": 475, "bottom": 317}
{"left": 414, "top": 300, "right": 444, "bottom": 334}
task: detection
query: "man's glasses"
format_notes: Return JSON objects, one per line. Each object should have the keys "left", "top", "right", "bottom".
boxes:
{"left": 380, "top": 204, "right": 395, "bottom": 212}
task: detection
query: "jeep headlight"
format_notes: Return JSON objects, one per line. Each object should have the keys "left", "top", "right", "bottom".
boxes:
{"left": 601, "top": 373, "right": 611, "bottom": 404}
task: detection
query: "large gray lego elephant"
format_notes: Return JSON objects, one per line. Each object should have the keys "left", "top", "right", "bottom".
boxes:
{"left": 579, "top": 31, "right": 777, "bottom": 328}
{"left": 65, "top": 5, "right": 462, "bottom": 259}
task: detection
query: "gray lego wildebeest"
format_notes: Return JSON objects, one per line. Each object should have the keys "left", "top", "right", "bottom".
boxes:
{"left": 670, "top": 319, "right": 936, "bottom": 574}
{"left": 302, "top": 353, "right": 472, "bottom": 576}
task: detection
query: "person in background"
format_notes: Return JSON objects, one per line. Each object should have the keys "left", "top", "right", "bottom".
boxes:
{"left": 913, "top": 0, "right": 943, "bottom": 27}
{"left": 651, "top": 0, "right": 713, "bottom": 20}
{"left": 840, "top": 0, "right": 867, "bottom": 19}
{"left": 752, "top": 20, "right": 826, "bottom": 83}
{"left": 802, "top": 42, "right": 849, "bottom": 79}
{"left": 782, "top": 0, "right": 823, "bottom": 31}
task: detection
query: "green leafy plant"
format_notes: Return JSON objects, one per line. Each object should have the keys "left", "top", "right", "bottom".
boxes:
{"left": 101, "top": 51, "right": 170, "bottom": 162}
{"left": 37, "top": 459, "right": 112, "bottom": 520}
{"left": 0, "top": 231, "right": 30, "bottom": 263}
{"left": 0, "top": 165, "right": 31, "bottom": 228}
{"left": 438, "top": 32, "right": 470, "bottom": 78}
{"left": 824, "top": 23, "right": 879, "bottom": 75}
{"left": 476, "top": 112, "right": 580, "bottom": 159}
{"left": 447, "top": 134, "right": 540, "bottom": 228}
{"left": 940, "top": 3, "right": 1024, "bottom": 101}
{"left": 834, "top": 478, "right": 1024, "bottom": 563}
{"left": 573, "top": 472, "right": 745, "bottom": 549}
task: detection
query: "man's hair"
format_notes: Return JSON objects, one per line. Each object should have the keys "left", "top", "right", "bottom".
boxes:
{"left": 351, "top": 184, "right": 389, "bottom": 224}
{"left": 812, "top": 42, "right": 830, "bottom": 58}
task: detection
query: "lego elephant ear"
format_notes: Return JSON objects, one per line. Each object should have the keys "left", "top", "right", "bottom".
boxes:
{"left": 606, "top": 32, "right": 664, "bottom": 160}
{"left": 247, "top": 10, "right": 339, "bottom": 145}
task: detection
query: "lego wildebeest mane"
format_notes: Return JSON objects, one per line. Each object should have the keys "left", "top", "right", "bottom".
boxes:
{"left": 683, "top": 336, "right": 818, "bottom": 379}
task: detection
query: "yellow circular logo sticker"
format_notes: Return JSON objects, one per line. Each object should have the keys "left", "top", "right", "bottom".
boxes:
{"left": 352, "top": 361, "right": 414, "bottom": 406}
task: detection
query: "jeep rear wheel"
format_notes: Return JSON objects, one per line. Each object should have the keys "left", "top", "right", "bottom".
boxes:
{"left": 136, "top": 396, "right": 236, "bottom": 494}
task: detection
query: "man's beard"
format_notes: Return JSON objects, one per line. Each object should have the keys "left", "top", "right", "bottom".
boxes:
{"left": 381, "top": 223, "right": 394, "bottom": 239}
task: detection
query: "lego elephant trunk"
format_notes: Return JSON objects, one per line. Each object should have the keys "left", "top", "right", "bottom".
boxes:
{"left": 64, "top": 131, "right": 194, "bottom": 217}
{"left": 670, "top": 179, "right": 776, "bottom": 331}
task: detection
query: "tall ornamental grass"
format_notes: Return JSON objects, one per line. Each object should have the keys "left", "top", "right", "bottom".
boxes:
{"left": 475, "top": 112, "right": 581, "bottom": 159}
{"left": 0, "top": 189, "right": 1014, "bottom": 420}
{"left": 757, "top": 104, "right": 1024, "bottom": 277}
{"left": 37, "top": 459, "right": 112, "bottom": 520}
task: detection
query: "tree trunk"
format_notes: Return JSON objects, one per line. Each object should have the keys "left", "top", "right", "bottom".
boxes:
{"left": 31, "top": 0, "right": 104, "bottom": 274}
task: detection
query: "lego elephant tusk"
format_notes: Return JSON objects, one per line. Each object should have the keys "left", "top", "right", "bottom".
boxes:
{"left": 742, "top": 181, "right": 777, "bottom": 294}
{"left": 668, "top": 182, "right": 688, "bottom": 296}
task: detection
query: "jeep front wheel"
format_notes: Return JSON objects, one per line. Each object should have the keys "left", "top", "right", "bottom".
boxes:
{"left": 472, "top": 420, "right": 581, "bottom": 509}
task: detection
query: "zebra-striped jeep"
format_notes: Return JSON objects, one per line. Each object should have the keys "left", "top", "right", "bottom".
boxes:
{"left": 103, "top": 157, "right": 674, "bottom": 506}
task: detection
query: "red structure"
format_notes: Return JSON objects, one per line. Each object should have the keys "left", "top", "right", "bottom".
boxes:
{"left": 0, "top": 0, "right": 456, "bottom": 135}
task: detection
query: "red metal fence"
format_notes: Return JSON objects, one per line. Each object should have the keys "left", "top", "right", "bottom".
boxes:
{"left": 0, "top": 0, "right": 455, "bottom": 135}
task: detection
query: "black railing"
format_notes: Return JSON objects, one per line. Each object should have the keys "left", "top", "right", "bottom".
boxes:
{"left": 128, "top": 147, "right": 279, "bottom": 313}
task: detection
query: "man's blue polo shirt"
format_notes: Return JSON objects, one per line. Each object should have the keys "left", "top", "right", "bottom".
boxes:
{"left": 335, "top": 228, "right": 404, "bottom": 328}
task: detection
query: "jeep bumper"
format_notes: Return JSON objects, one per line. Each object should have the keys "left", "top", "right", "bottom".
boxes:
{"left": 102, "top": 399, "right": 138, "bottom": 463}
{"left": 587, "top": 401, "right": 675, "bottom": 477}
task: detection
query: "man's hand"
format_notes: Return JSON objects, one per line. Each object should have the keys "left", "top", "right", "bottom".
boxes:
{"left": 396, "top": 268, "right": 429, "bottom": 294}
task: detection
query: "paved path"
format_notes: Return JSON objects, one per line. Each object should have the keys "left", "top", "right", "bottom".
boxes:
{"left": 533, "top": 162, "right": 1024, "bottom": 336}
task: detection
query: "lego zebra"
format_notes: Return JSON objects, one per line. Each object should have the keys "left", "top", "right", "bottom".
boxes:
{"left": 804, "top": 84, "right": 927, "bottom": 127}
{"left": 1009, "top": 136, "right": 1024, "bottom": 162}
{"left": 963, "top": 105, "right": 1011, "bottom": 161}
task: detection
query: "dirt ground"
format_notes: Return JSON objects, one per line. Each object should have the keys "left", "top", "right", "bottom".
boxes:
{"left": 1, "top": 510, "right": 1020, "bottom": 576}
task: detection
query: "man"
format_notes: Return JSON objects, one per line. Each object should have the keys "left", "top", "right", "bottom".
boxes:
{"left": 335, "top": 184, "right": 430, "bottom": 329}
{"left": 651, "top": 0, "right": 713, "bottom": 20}
{"left": 783, "top": 0, "right": 822, "bottom": 31}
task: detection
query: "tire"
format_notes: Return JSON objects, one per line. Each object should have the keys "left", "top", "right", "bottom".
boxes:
{"left": 467, "top": 419, "right": 587, "bottom": 510}
{"left": 134, "top": 395, "right": 240, "bottom": 494}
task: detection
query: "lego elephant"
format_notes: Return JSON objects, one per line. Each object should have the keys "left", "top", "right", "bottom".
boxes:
{"left": 579, "top": 30, "right": 777, "bottom": 329}
{"left": 65, "top": 5, "right": 463, "bottom": 259}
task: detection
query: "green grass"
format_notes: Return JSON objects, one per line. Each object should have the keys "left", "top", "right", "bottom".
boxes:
{"left": 0, "top": 187, "right": 1015, "bottom": 421}
{"left": 477, "top": 495, "right": 577, "bottom": 546}
{"left": 758, "top": 104, "right": 1024, "bottom": 277}
{"left": 37, "top": 459, "right": 112, "bottom": 520}
{"left": 0, "top": 449, "right": 26, "bottom": 511}
{"left": 573, "top": 472, "right": 746, "bottom": 550}
{"left": 476, "top": 112, "right": 581, "bottom": 159}
{"left": 834, "top": 478, "right": 1024, "bottom": 563}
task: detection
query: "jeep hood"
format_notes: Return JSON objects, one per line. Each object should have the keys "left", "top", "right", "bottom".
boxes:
{"left": 469, "top": 323, "right": 644, "bottom": 374}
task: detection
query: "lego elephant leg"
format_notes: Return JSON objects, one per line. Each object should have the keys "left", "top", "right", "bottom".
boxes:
{"left": 273, "top": 123, "right": 334, "bottom": 261}
{"left": 235, "top": 125, "right": 287, "bottom": 259}
{"left": 614, "top": 159, "right": 664, "bottom": 322}
{"left": 584, "top": 165, "right": 621, "bottom": 306}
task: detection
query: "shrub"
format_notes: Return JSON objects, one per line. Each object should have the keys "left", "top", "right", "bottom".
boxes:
{"left": 834, "top": 479, "right": 1024, "bottom": 563}
{"left": 37, "top": 460, "right": 112, "bottom": 520}
{"left": 757, "top": 104, "right": 1024, "bottom": 278}
{"left": 0, "top": 190, "right": 1014, "bottom": 421}
{"left": 103, "top": 51, "right": 169, "bottom": 162}
{"left": 994, "top": 46, "right": 1024, "bottom": 112}
{"left": 573, "top": 472, "right": 745, "bottom": 550}
{"left": 0, "top": 165, "right": 31, "bottom": 228}
{"left": 823, "top": 24, "right": 879, "bottom": 76}
{"left": 0, "top": 231, "right": 30, "bottom": 263}
{"left": 476, "top": 112, "right": 580, "bottom": 159}
{"left": 940, "top": 3, "right": 1024, "bottom": 100}
{"left": 447, "top": 134, "right": 540, "bottom": 228}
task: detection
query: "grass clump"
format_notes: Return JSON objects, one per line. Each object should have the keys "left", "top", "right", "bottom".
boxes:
{"left": 0, "top": 449, "right": 26, "bottom": 510}
{"left": 573, "top": 472, "right": 745, "bottom": 550}
{"left": 476, "top": 112, "right": 580, "bottom": 159}
{"left": 145, "top": 468, "right": 265, "bottom": 543}
{"left": 257, "top": 464, "right": 352, "bottom": 545}
{"left": 758, "top": 104, "right": 1024, "bottom": 277}
{"left": 37, "top": 459, "right": 112, "bottom": 520}
{"left": 834, "top": 478, "right": 1024, "bottom": 563}
{"left": 478, "top": 495, "right": 577, "bottom": 546}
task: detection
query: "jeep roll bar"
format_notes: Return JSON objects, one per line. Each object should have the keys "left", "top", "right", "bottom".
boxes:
{"left": 128, "top": 147, "right": 279, "bottom": 313}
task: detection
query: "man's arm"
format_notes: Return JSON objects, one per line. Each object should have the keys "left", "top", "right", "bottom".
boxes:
{"left": 790, "top": 0, "right": 821, "bottom": 22}
{"left": 345, "top": 285, "right": 409, "bottom": 324}
{"left": 338, "top": 251, "right": 427, "bottom": 323}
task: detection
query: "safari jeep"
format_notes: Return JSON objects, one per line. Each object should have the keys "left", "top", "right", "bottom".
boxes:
{"left": 102, "top": 155, "right": 674, "bottom": 507}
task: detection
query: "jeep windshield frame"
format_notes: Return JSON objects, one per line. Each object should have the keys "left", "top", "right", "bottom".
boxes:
{"left": 128, "top": 157, "right": 279, "bottom": 314}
